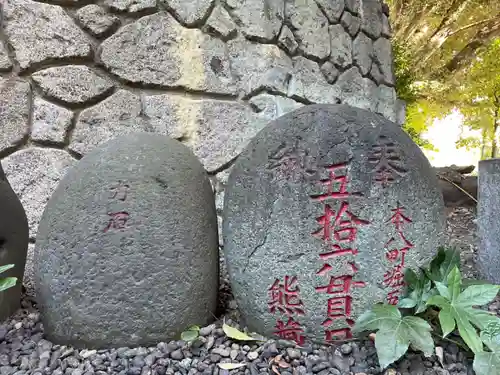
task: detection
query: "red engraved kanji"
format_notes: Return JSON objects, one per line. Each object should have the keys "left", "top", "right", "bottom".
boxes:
{"left": 387, "top": 289, "right": 402, "bottom": 305}
{"left": 325, "top": 322, "right": 354, "bottom": 342}
{"left": 310, "top": 163, "right": 362, "bottom": 202}
{"left": 312, "top": 202, "right": 370, "bottom": 243}
{"left": 388, "top": 203, "right": 412, "bottom": 232}
{"left": 268, "top": 276, "right": 305, "bottom": 315}
{"left": 368, "top": 135, "right": 408, "bottom": 188}
{"left": 109, "top": 181, "right": 130, "bottom": 201}
{"left": 315, "top": 274, "right": 366, "bottom": 294}
{"left": 104, "top": 211, "right": 129, "bottom": 232}
{"left": 383, "top": 263, "right": 406, "bottom": 289}
{"left": 274, "top": 317, "right": 306, "bottom": 346}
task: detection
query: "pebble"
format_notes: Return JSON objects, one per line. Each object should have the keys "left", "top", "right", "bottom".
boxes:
{"left": 247, "top": 351, "right": 259, "bottom": 361}
{"left": 286, "top": 348, "right": 301, "bottom": 360}
{"left": 170, "top": 350, "right": 184, "bottom": 361}
{"left": 340, "top": 344, "right": 352, "bottom": 355}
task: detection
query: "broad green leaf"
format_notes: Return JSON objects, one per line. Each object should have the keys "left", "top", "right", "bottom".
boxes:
{"left": 398, "top": 298, "right": 417, "bottom": 309}
{"left": 454, "top": 306, "right": 483, "bottom": 353}
{"left": 223, "top": 324, "right": 259, "bottom": 341}
{"left": 181, "top": 329, "right": 199, "bottom": 342}
{"left": 457, "top": 285, "right": 500, "bottom": 306}
{"left": 402, "top": 316, "right": 434, "bottom": 356}
{"left": 187, "top": 325, "right": 200, "bottom": 331}
{"left": 354, "top": 304, "right": 434, "bottom": 369}
{"left": 473, "top": 352, "right": 500, "bottom": 375}
{"left": 218, "top": 363, "right": 247, "bottom": 370}
{"left": 439, "top": 248, "right": 461, "bottom": 280}
{"left": 404, "top": 268, "right": 420, "bottom": 289}
{"left": 0, "top": 264, "right": 14, "bottom": 274}
{"left": 375, "top": 329, "right": 409, "bottom": 369}
{"left": 481, "top": 322, "right": 500, "bottom": 352}
{"left": 0, "top": 277, "right": 17, "bottom": 292}
{"left": 427, "top": 295, "right": 449, "bottom": 309}
{"left": 447, "top": 267, "right": 461, "bottom": 301}
{"left": 435, "top": 282, "right": 451, "bottom": 299}
{"left": 463, "top": 279, "right": 493, "bottom": 287}
{"left": 438, "top": 307, "right": 455, "bottom": 337}
{"left": 429, "top": 247, "right": 446, "bottom": 278}
{"left": 467, "top": 310, "right": 500, "bottom": 331}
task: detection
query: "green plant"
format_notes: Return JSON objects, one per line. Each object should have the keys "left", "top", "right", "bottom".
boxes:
{"left": 0, "top": 264, "right": 17, "bottom": 292}
{"left": 354, "top": 247, "right": 500, "bottom": 375}
{"left": 180, "top": 325, "right": 200, "bottom": 342}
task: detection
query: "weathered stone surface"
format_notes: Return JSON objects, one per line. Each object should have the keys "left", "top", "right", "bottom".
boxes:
{"left": 329, "top": 25, "right": 352, "bottom": 68}
{"left": 0, "top": 78, "right": 31, "bottom": 153}
{"left": 228, "top": 38, "right": 292, "bottom": 97}
{"left": 0, "top": 163, "right": 29, "bottom": 320}
{"left": 69, "top": 90, "right": 149, "bottom": 156}
{"left": 320, "top": 61, "right": 339, "bottom": 84}
{"left": 395, "top": 99, "right": 406, "bottom": 126}
{"left": 2, "top": 148, "right": 75, "bottom": 238}
{"left": 370, "top": 62, "right": 384, "bottom": 84}
{"left": 249, "top": 93, "right": 304, "bottom": 121}
{"left": 315, "top": 0, "right": 344, "bottom": 23}
{"left": 278, "top": 26, "right": 299, "bottom": 54}
{"left": 288, "top": 57, "right": 340, "bottom": 104}
{"left": 376, "top": 85, "right": 396, "bottom": 122}
{"left": 204, "top": 5, "right": 237, "bottom": 39}
{"left": 478, "top": 159, "right": 500, "bottom": 283}
{"left": 104, "top": 0, "right": 156, "bottom": 13}
{"left": 100, "top": 13, "right": 235, "bottom": 95}
{"left": 336, "top": 66, "right": 377, "bottom": 111}
{"left": 223, "top": 104, "right": 445, "bottom": 343}
{"left": 76, "top": 5, "right": 120, "bottom": 37}
{"left": 35, "top": 133, "right": 218, "bottom": 348}
{"left": 374, "top": 38, "right": 395, "bottom": 85}
{"left": 345, "top": 0, "right": 360, "bottom": 14}
{"left": 226, "top": 0, "right": 284, "bottom": 41}
{"left": 341, "top": 11, "right": 361, "bottom": 37}
{"left": 353, "top": 32, "right": 373, "bottom": 75}
{"left": 162, "top": 0, "right": 214, "bottom": 25}
{"left": 360, "top": 0, "right": 383, "bottom": 39}
{"left": 0, "top": 44, "right": 12, "bottom": 71}
{"left": 3, "top": 0, "right": 92, "bottom": 70}
{"left": 144, "top": 94, "right": 268, "bottom": 171}
{"left": 286, "top": 0, "right": 330, "bottom": 60}
{"left": 382, "top": 14, "right": 392, "bottom": 37}
{"left": 32, "top": 66, "right": 115, "bottom": 105}
{"left": 32, "top": 98, "right": 73, "bottom": 144}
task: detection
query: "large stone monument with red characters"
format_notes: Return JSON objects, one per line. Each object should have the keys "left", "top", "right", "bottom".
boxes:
{"left": 223, "top": 104, "right": 445, "bottom": 344}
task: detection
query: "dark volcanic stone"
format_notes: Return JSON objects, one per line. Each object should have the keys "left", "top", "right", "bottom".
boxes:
{"left": 0, "top": 163, "right": 29, "bottom": 320}
{"left": 223, "top": 104, "right": 445, "bottom": 344}
{"left": 478, "top": 159, "right": 500, "bottom": 283}
{"left": 34, "top": 133, "right": 219, "bottom": 348}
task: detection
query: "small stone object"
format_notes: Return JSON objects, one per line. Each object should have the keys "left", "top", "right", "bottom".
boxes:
{"left": 0, "top": 163, "right": 29, "bottom": 320}
{"left": 34, "top": 133, "right": 218, "bottom": 348}
{"left": 223, "top": 104, "right": 445, "bottom": 345}
{"left": 478, "top": 159, "right": 500, "bottom": 283}
{"left": 76, "top": 5, "right": 119, "bottom": 38}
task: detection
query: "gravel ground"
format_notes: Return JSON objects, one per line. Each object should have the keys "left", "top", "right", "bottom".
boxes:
{"left": 0, "top": 207, "right": 488, "bottom": 375}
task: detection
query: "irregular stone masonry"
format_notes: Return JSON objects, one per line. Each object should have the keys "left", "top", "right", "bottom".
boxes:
{"left": 0, "top": 0, "right": 398, "bottom": 248}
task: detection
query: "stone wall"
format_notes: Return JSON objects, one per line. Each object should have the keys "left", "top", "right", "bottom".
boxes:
{"left": 0, "top": 0, "right": 398, "bottom": 281}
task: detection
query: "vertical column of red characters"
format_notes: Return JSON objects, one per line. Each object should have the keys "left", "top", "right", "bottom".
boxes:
{"left": 104, "top": 180, "right": 130, "bottom": 232}
{"left": 310, "top": 163, "right": 370, "bottom": 342}
{"left": 383, "top": 203, "right": 414, "bottom": 305}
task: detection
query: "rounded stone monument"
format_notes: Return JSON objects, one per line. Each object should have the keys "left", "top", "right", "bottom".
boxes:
{"left": 0, "top": 163, "right": 29, "bottom": 319}
{"left": 477, "top": 158, "right": 500, "bottom": 283}
{"left": 223, "top": 104, "right": 445, "bottom": 344}
{"left": 35, "top": 133, "right": 219, "bottom": 349}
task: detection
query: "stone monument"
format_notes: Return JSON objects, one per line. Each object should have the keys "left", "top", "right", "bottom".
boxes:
{"left": 223, "top": 104, "right": 445, "bottom": 344}
{"left": 477, "top": 159, "right": 500, "bottom": 283}
{"left": 0, "top": 163, "right": 29, "bottom": 319}
{"left": 34, "top": 133, "right": 219, "bottom": 348}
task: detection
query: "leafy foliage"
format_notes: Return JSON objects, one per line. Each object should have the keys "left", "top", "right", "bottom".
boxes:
{"left": 222, "top": 323, "right": 261, "bottom": 341}
{"left": 0, "top": 264, "right": 17, "bottom": 293}
{"left": 353, "top": 304, "right": 434, "bottom": 368}
{"left": 180, "top": 325, "right": 200, "bottom": 342}
{"left": 355, "top": 247, "right": 500, "bottom": 375}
